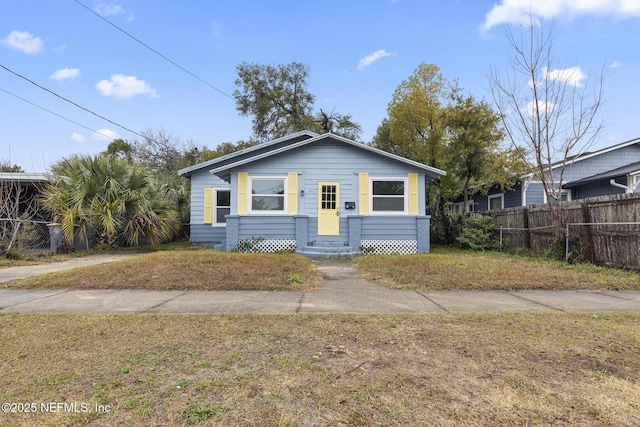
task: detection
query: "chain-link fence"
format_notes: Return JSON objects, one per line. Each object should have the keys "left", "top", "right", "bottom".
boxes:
{"left": 499, "top": 222, "right": 640, "bottom": 269}
{"left": 0, "top": 218, "right": 52, "bottom": 255}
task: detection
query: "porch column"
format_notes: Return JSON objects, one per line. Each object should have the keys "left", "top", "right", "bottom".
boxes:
{"left": 294, "top": 215, "right": 308, "bottom": 253}
{"left": 226, "top": 215, "right": 239, "bottom": 252}
{"left": 416, "top": 215, "right": 431, "bottom": 254}
{"left": 348, "top": 216, "right": 362, "bottom": 250}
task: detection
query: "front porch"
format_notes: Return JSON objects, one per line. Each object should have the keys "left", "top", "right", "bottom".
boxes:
{"left": 224, "top": 215, "right": 432, "bottom": 256}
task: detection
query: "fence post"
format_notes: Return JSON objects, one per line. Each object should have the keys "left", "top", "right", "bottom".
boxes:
{"left": 522, "top": 207, "right": 531, "bottom": 249}
{"left": 499, "top": 226, "right": 503, "bottom": 252}
{"left": 565, "top": 223, "right": 570, "bottom": 263}
{"left": 580, "top": 202, "right": 595, "bottom": 263}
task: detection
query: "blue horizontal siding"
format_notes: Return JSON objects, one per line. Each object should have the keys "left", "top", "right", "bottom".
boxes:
{"left": 361, "top": 217, "right": 418, "bottom": 240}
{"left": 190, "top": 224, "right": 226, "bottom": 244}
{"left": 237, "top": 216, "right": 296, "bottom": 240}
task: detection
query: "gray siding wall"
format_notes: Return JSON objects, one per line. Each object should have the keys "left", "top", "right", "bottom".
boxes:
{"left": 560, "top": 145, "right": 640, "bottom": 182}
{"left": 226, "top": 140, "right": 427, "bottom": 218}
{"left": 524, "top": 182, "right": 545, "bottom": 205}
{"left": 573, "top": 180, "right": 626, "bottom": 199}
{"left": 190, "top": 224, "right": 226, "bottom": 245}
{"left": 236, "top": 216, "right": 296, "bottom": 240}
{"left": 188, "top": 168, "right": 229, "bottom": 244}
{"left": 360, "top": 217, "right": 417, "bottom": 240}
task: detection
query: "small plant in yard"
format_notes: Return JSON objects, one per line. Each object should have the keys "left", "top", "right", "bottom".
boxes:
{"left": 456, "top": 213, "right": 499, "bottom": 251}
{"left": 288, "top": 272, "right": 304, "bottom": 283}
{"left": 181, "top": 403, "right": 223, "bottom": 425}
{"left": 233, "top": 237, "right": 265, "bottom": 252}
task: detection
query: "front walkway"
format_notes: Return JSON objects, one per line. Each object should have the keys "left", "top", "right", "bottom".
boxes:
{"left": 1, "top": 258, "right": 639, "bottom": 314}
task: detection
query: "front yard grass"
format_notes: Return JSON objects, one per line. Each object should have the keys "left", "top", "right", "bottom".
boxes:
{"left": 1, "top": 312, "right": 638, "bottom": 426}
{"left": 4, "top": 250, "right": 321, "bottom": 291}
{"left": 353, "top": 246, "right": 640, "bottom": 291}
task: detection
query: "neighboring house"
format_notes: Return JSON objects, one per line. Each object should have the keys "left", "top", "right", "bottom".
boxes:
{"left": 453, "top": 137, "right": 640, "bottom": 212}
{"left": 178, "top": 131, "right": 446, "bottom": 255}
{"left": 0, "top": 172, "right": 50, "bottom": 220}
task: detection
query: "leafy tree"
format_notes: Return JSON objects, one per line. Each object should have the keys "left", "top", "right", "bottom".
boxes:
{"left": 41, "top": 155, "right": 181, "bottom": 248}
{"left": 234, "top": 61, "right": 362, "bottom": 141}
{"left": 373, "top": 63, "right": 522, "bottom": 216}
{"left": 488, "top": 15, "right": 605, "bottom": 227}
{"left": 104, "top": 139, "right": 133, "bottom": 162}
{"left": 385, "top": 63, "right": 448, "bottom": 169}
{"left": 0, "top": 160, "right": 24, "bottom": 173}
{"left": 443, "top": 92, "right": 524, "bottom": 210}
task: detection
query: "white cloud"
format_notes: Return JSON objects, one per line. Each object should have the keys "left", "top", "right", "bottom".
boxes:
{"left": 50, "top": 68, "right": 80, "bottom": 81}
{"left": 95, "top": 74, "right": 158, "bottom": 99}
{"left": 92, "top": 129, "right": 120, "bottom": 141}
{"left": 70, "top": 133, "right": 86, "bottom": 143}
{"left": 1, "top": 30, "right": 43, "bottom": 54}
{"left": 526, "top": 100, "right": 556, "bottom": 117}
{"left": 357, "top": 49, "right": 394, "bottom": 71}
{"left": 610, "top": 60, "right": 623, "bottom": 69}
{"left": 95, "top": 1, "right": 135, "bottom": 22}
{"left": 482, "top": 0, "right": 640, "bottom": 31}
{"left": 544, "top": 66, "right": 587, "bottom": 87}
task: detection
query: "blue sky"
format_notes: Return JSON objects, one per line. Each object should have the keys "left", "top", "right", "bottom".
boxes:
{"left": 1, "top": 0, "right": 639, "bottom": 172}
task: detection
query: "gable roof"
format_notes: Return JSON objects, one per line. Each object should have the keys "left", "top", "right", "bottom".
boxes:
{"left": 0, "top": 172, "right": 50, "bottom": 183}
{"left": 564, "top": 160, "right": 640, "bottom": 187}
{"left": 178, "top": 131, "right": 318, "bottom": 178}
{"left": 180, "top": 132, "right": 446, "bottom": 180}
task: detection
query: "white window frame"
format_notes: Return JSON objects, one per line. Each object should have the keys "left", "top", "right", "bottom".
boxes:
{"left": 248, "top": 176, "right": 287, "bottom": 214}
{"left": 630, "top": 171, "right": 640, "bottom": 192}
{"left": 452, "top": 200, "right": 475, "bottom": 214}
{"left": 544, "top": 189, "right": 571, "bottom": 204}
{"left": 212, "top": 187, "right": 231, "bottom": 227}
{"left": 369, "top": 177, "right": 408, "bottom": 215}
{"left": 488, "top": 193, "right": 504, "bottom": 211}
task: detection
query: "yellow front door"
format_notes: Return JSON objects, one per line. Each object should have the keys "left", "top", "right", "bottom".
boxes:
{"left": 318, "top": 182, "right": 339, "bottom": 235}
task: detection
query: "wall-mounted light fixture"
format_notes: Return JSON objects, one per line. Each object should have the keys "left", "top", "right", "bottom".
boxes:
{"left": 300, "top": 190, "right": 305, "bottom": 197}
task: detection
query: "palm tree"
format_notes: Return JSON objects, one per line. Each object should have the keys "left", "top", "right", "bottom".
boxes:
{"left": 41, "top": 155, "right": 180, "bottom": 249}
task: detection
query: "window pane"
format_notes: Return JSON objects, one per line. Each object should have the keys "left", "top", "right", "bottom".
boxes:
{"left": 216, "top": 208, "right": 230, "bottom": 223}
{"left": 252, "top": 180, "right": 284, "bottom": 195}
{"left": 373, "top": 181, "right": 404, "bottom": 195}
{"left": 252, "top": 195, "right": 284, "bottom": 211}
{"left": 373, "top": 197, "right": 404, "bottom": 211}
{"left": 217, "top": 190, "right": 230, "bottom": 207}
{"left": 489, "top": 196, "right": 502, "bottom": 210}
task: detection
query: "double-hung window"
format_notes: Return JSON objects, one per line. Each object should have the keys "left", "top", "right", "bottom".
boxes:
{"left": 250, "top": 177, "right": 286, "bottom": 213}
{"left": 370, "top": 178, "right": 408, "bottom": 214}
{"left": 213, "top": 188, "right": 230, "bottom": 225}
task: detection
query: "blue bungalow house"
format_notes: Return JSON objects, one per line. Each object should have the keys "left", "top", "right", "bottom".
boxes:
{"left": 453, "top": 137, "right": 640, "bottom": 213}
{"left": 178, "top": 131, "right": 446, "bottom": 255}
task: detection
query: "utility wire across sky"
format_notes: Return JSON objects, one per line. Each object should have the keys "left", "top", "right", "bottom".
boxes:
{"left": 72, "top": 0, "right": 235, "bottom": 101}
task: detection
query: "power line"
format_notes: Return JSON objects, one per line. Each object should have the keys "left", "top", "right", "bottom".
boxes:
{"left": 0, "top": 86, "right": 121, "bottom": 141}
{"left": 72, "top": 0, "right": 235, "bottom": 101}
{"left": 0, "top": 63, "right": 146, "bottom": 140}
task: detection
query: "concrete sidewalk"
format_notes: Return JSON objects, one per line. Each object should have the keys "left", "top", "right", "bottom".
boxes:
{"left": 1, "top": 257, "right": 639, "bottom": 314}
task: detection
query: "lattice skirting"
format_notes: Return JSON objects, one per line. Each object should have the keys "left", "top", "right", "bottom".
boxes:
{"left": 239, "top": 238, "right": 296, "bottom": 253}
{"left": 360, "top": 239, "right": 417, "bottom": 255}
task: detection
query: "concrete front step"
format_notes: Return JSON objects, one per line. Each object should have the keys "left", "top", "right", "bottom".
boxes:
{"left": 299, "top": 244, "right": 360, "bottom": 257}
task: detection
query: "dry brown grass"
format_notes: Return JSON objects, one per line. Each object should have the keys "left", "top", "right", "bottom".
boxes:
{"left": 1, "top": 313, "right": 639, "bottom": 426}
{"left": 353, "top": 248, "right": 640, "bottom": 291}
{"left": 6, "top": 251, "right": 321, "bottom": 291}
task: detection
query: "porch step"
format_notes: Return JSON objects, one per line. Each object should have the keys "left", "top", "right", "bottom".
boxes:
{"left": 299, "top": 241, "right": 360, "bottom": 257}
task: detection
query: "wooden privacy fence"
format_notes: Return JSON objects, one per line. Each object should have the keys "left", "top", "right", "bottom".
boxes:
{"left": 483, "top": 193, "right": 640, "bottom": 270}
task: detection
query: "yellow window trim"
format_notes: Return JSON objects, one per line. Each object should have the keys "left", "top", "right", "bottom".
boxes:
{"left": 408, "top": 173, "right": 419, "bottom": 215}
{"left": 358, "top": 173, "right": 369, "bottom": 215}
{"left": 288, "top": 172, "right": 298, "bottom": 215}
{"left": 237, "top": 172, "right": 248, "bottom": 215}
{"left": 203, "top": 188, "right": 213, "bottom": 224}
